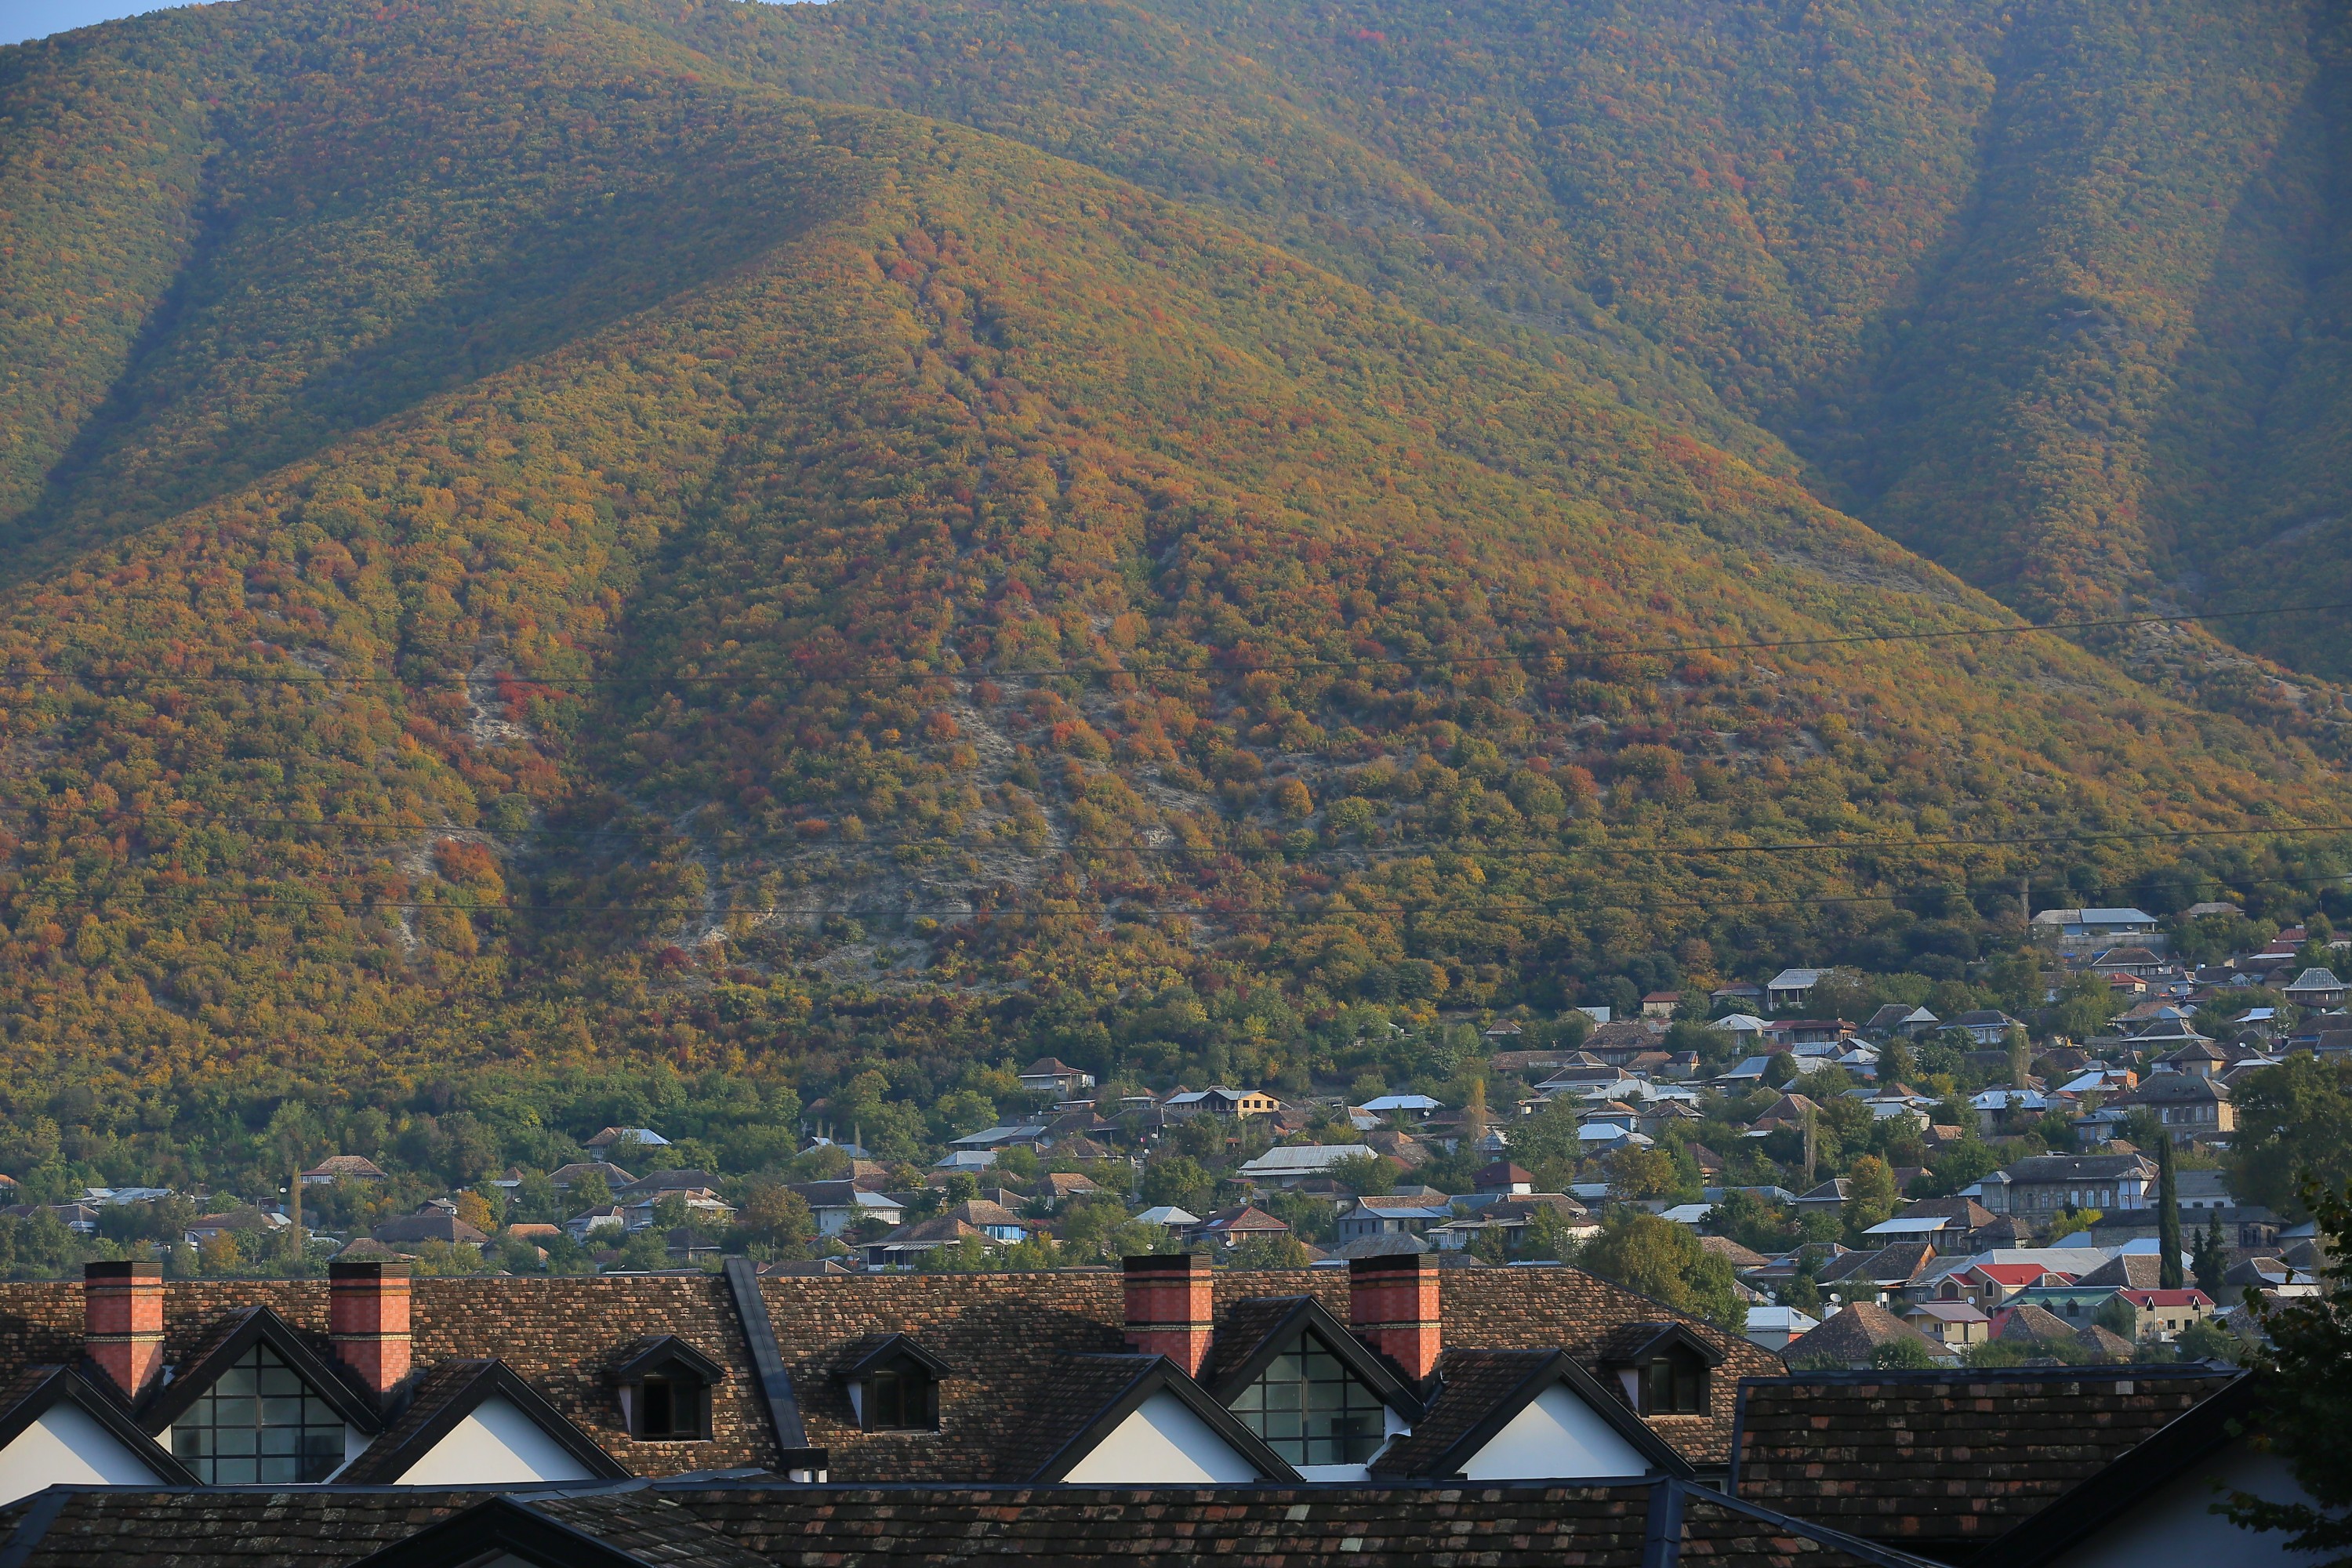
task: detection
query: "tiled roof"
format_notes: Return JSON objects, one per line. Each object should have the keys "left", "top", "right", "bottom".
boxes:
{"left": 761, "top": 1267, "right": 1778, "bottom": 1476}
{"left": 1781, "top": 1304, "right": 1947, "bottom": 1368}
{"left": 1994, "top": 1305, "right": 2077, "bottom": 1343}
{"left": 1201, "top": 1294, "right": 1320, "bottom": 1390}
{"left": 1700, "top": 1236, "right": 1770, "bottom": 1270}
{"left": 0, "top": 1264, "right": 1778, "bottom": 1490}
{"left": 0, "top": 1276, "right": 782, "bottom": 1475}
{"left": 986, "top": 1353, "right": 1169, "bottom": 1482}
{"left": 1369, "top": 1348, "right": 1554, "bottom": 1476}
{"left": 0, "top": 1479, "right": 1940, "bottom": 1568}
{"left": 1731, "top": 1367, "right": 2244, "bottom": 1550}
{"left": 334, "top": 1358, "right": 629, "bottom": 1485}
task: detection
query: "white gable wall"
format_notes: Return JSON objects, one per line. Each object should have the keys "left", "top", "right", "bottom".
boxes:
{"left": 1457, "top": 1383, "right": 1656, "bottom": 1481}
{"left": 1058, "top": 1390, "right": 1264, "bottom": 1484}
{"left": 389, "top": 1396, "right": 600, "bottom": 1486}
{"left": 2049, "top": 1440, "right": 2326, "bottom": 1568}
{"left": 0, "top": 1403, "right": 169, "bottom": 1504}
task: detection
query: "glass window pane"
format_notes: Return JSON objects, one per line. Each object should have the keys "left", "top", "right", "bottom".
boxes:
{"left": 1232, "top": 1332, "right": 1386, "bottom": 1465}
{"left": 176, "top": 1342, "right": 346, "bottom": 1484}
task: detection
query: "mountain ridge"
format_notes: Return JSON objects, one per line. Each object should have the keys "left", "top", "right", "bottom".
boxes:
{"left": 0, "top": 0, "right": 2344, "bottom": 1102}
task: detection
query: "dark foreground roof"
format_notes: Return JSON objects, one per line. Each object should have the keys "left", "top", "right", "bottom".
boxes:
{"left": 1730, "top": 1366, "right": 2244, "bottom": 1559}
{"left": 0, "top": 1479, "right": 1945, "bottom": 1568}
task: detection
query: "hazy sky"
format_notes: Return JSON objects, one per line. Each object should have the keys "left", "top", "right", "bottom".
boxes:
{"left": 4, "top": 1, "right": 211, "bottom": 47}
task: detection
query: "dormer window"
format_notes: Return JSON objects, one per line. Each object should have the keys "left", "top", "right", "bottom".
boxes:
{"left": 1598, "top": 1322, "right": 1724, "bottom": 1420}
{"left": 169, "top": 1343, "right": 347, "bottom": 1483}
{"left": 1641, "top": 1353, "right": 1708, "bottom": 1415}
{"left": 612, "top": 1336, "right": 723, "bottom": 1443}
{"left": 842, "top": 1335, "right": 951, "bottom": 1433}
{"left": 1227, "top": 1332, "right": 1387, "bottom": 1467}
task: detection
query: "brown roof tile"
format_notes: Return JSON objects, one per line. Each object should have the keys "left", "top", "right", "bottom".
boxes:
{"left": 1731, "top": 1367, "right": 2244, "bottom": 1548}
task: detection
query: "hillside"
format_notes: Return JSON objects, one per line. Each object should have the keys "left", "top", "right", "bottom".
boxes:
{"left": 0, "top": 0, "right": 2347, "bottom": 1110}
{"left": 651, "top": 0, "right": 2352, "bottom": 682}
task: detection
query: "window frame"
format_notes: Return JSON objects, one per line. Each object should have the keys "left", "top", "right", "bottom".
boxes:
{"left": 628, "top": 1369, "right": 712, "bottom": 1442}
{"left": 612, "top": 1336, "right": 724, "bottom": 1443}
{"left": 166, "top": 1341, "right": 349, "bottom": 1485}
{"left": 1639, "top": 1352, "right": 1708, "bottom": 1417}
{"left": 858, "top": 1359, "right": 941, "bottom": 1432}
{"left": 1225, "top": 1329, "right": 1389, "bottom": 1468}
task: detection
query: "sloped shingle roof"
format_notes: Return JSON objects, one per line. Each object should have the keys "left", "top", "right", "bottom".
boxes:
{"left": 1731, "top": 1367, "right": 2242, "bottom": 1552}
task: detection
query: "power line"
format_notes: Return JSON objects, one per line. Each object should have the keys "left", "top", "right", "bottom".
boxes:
{"left": 10, "top": 854, "right": 2350, "bottom": 924}
{"left": 5, "top": 597, "right": 2347, "bottom": 692}
{"left": 13, "top": 807, "right": 2352, "bottom": 862}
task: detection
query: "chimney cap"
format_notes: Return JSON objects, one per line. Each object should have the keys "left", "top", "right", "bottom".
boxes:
{"left": 328, "top": 1259, "right": 413, "bottom": 1281}
{"left": 1347, "top": 1251, "right": 1436, "bottom": 1278}
{"left": 83, "top": 1261, "right": 162, "bottom": 1282}
{"left": 1123, "top": 1253, "right": 1210, "bottom": 1276}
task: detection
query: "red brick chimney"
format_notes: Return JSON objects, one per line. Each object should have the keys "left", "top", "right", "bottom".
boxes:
{"left": 1123, "top": 1254, "right": 1214, "bottom": 1377}
{"left": 1349, "top": 1253, "right": 1440, "bottom": 1384}
{"left": 84, "top": 1261, "right": 164, "bottom": 1400}
{"left": 329, "top": 1259, "right": 412, "bottom": 1399}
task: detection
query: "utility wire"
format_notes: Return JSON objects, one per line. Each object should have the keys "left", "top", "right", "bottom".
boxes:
{"left": 11, "top": 808, "right": 2352, "bottom": 863}
{"left": 3, "top": 597, "right": 2345, "bottom": 691}
{"left": 11, "top": 858, "right": 2350, "bottom": 924}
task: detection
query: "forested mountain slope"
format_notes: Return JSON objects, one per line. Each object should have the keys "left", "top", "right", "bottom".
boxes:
{"left": 660, "top": 0, "right": 2352, "bottom": 678}
{"left": 0, "top": 0, "right": 2345, "bottom": 1099}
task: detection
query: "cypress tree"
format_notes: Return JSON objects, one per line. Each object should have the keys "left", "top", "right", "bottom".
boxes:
{"left": 2158, "top": 1133, "right": 2185, "bottom": 1291}
{"left": 2194, "top": 1213, "right": 2229, "bottom": 1298}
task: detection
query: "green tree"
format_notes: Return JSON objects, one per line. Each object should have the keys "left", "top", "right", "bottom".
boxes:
{"left": 1326, "top": 1153, "right": 1395, "bottom": 1197}
{"left": 511, "top": 1172, "right": 560, "bottom": 1224}
{"left": 1226, "top": 1233, "right": 1313, "bottom": 1269}
{"left": 1578, "top": 1209, "right": 1741, "bottom": 1330}
{"left": 1781, "top": 1264, "right": 1823, "bottom": 1318}
{"left": 2194, "top": 1214, "right": 2230, "bottom": 1298}
{"left": 2176, "top": 1316, "right": 2243, "bottom": 1365}
{"left": 1846, "top": 1156, "right": 1898, "bottom": 1238}
{"left": 2157, "top": 1134, "right": 2185, "bottom": 1291}
{"left": 1521, "top": 1203, "right": 1585, "bottom": 1262}
{"left": 2230, "top": 1056, "right": 2352, "bottom": 1215}
{"left": 2093, "top": 1294, "right": 2140, "bottom": 1341}
{"left": 1138, "top": 1157, "right": 1212, "bottom": 1213}
{"left": 1918, "top": 1138, "right": 2002, "bottom": 1200}
{"left": 734, "top": 1184, "right": 815, "bottom": 1258}
{"left": 1871, "top": 1335, "right": 1939, "bottom": 1370}
{"left": 1604, "top": 1145, "right": 1682, "bottom": 1201}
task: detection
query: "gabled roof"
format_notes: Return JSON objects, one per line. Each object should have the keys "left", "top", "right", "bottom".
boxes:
{"left": 1367, "top": 1348, "right": 1693, "bottom": 1480}
{"left": 839, "top": 1334, "right": 955, "bottom": 1383}
{"left": 1197, "top": 1204, "right": 1288, "bottom": 1235}
{"left": 1007, "top": 1353, "right": 1298, "bottom": 1484}
{"left": 612, "top": 1334, "right": 727, "bottom": 1386}
{"left": 0, "top": 1364, "right": 194, "bottom": 1485}
{"left": 1780, "top": 1304, "right": 1951, "bottom": 1367}
{"left": 350, "top": 1491, "right": 764, "bottom": 1568}
{"left": 1994, "top": 1304, "right": 2078, "bottom": 1344}
{"left": 2069, "top": 1254, "right": 2165, "bottom": 1290}
{"left": 336, "top": 1359, "right": 630, "bottom": 1485}
{"left": 1200, "top": 1295, "right": 1422, "bottom": 1418}
{"left": 1591, "top": 1321, "right": 1728, "bottom": 1369}
{"left": 136, "top": 1305, "right": 383, "bottom": 1435}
